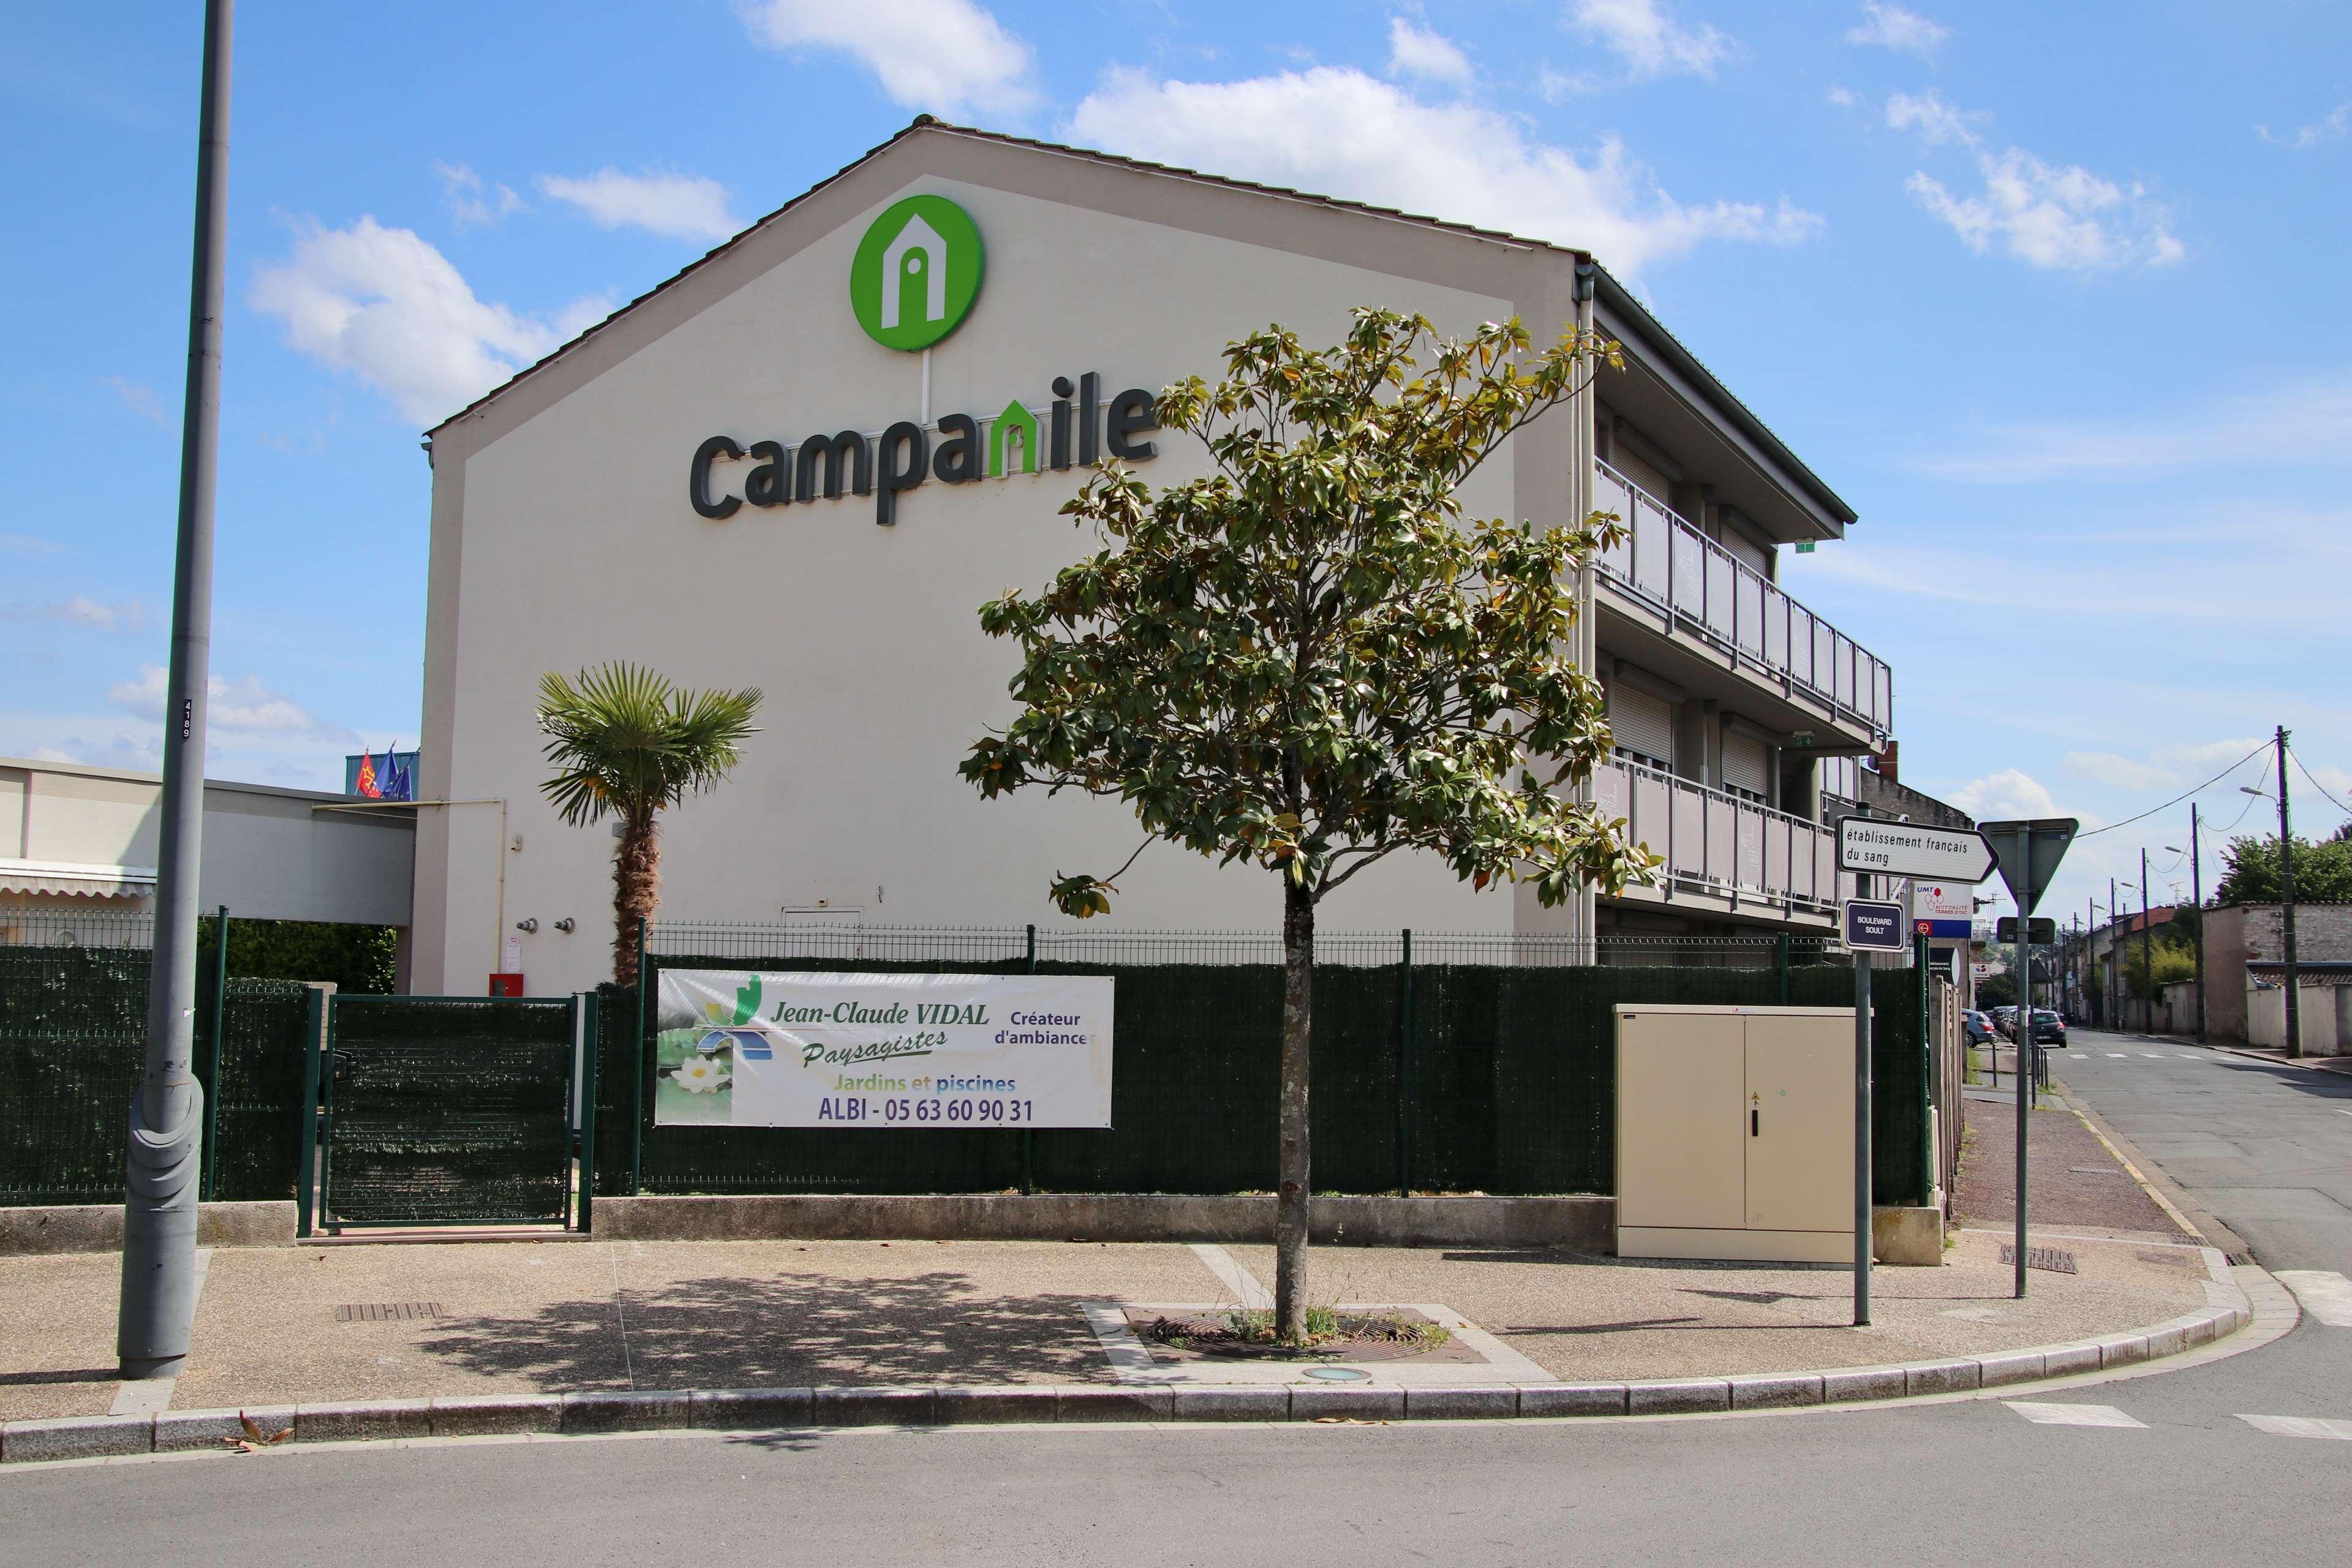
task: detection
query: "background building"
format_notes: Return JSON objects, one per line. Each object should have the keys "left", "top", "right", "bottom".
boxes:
{"left": 411, "top": 121, "right": 1898, "bottom": 997}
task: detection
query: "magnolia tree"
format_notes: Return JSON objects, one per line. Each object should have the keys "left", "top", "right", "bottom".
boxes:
{"left": 962, "top": 308, "right": 1658, "bottom": 1339}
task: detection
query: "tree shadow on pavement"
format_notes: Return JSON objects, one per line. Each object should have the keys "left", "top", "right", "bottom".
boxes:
{"left": 410, "top": 1269, "right": 1112, "bottom": 1395}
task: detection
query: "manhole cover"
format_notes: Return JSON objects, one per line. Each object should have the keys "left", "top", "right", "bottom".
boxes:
{"left": 336, "top": 1302, "right": 445, "bottom": 1322}
{"left": 1997, "top": 1244, "right": 2077, "bottom": 1275}
{"left": 1303, "top": 1366, "right": 1371, "bottom": 1381}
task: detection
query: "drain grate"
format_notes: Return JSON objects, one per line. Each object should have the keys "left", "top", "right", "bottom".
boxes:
{"left": 336, "top": 1302, "right": 446, "bottom": 1323}
{"left": 1998, "top": 1244, "right": 2077, "bottom": 1275}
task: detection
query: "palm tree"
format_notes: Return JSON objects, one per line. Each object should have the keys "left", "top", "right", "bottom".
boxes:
{"left": 535, "top": 662, "right": 762, "bottom": 984}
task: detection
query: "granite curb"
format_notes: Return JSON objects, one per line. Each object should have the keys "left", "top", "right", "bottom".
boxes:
{"left": 0, "top": 1298, "right": 2254, "bottom": 1463}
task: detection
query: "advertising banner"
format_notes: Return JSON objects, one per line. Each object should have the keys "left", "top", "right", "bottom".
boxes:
{"left": 652, "top": 969, "right": 1113, "bottom": 1129}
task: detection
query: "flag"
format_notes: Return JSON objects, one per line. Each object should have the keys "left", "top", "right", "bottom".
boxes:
{"left": 353, "top": 748, "right": 380, "bottom": 798}
{"left": 383, "top": 748, "right": 413, "bottom": 802}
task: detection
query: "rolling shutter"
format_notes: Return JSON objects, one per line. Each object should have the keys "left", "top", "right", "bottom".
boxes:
{"left": 1722, "top": 730, "right": 1771, "bottom": 798}
{"left": 1608, "top": 684, "right": 1675, "bottom": 767}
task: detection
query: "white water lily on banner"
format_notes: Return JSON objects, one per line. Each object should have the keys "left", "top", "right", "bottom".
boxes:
{"left": 652, "top": 968, "right": 1114, "bottom": 1128}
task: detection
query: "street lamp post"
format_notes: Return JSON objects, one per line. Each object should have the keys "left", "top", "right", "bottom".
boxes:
{"left": 119, "top": 0, "right": 233, "bottom": 1380}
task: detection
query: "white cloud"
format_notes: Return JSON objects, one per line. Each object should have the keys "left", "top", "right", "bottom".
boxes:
{"left": 738, "top": 0, "right": 1036, "bottom": 116}
{"left": 537, "top": 168, "right": 742, "bottom": 244}
{"left": 1566, "top": 0, "right": 1731, "bottom": 81}
{"left": 1906, "top": 147, "right": 2181, "bottom": 271}
{"left": 251, "top": 216, "right": 612, "bottom": 426}
{"left": 1884, "top": 89, "right": 1983, "bottom": 148}
{"left": 108, "top": 664, "right": 322, "bottom": 734}
{"left": 0, "top": 533, "right": 63, "bottom": 557}
{"left": 1948, "top": 767, "right": 2062, "bottom": 821}
{"left": 1387, "top": 17, "right": 1472, "bottom": 87}
{"left": 1, "top": 597, "right": 150, "bottom": 631}
{"left": 1065, "top": 66, "right": 1820, "bottom": 275}
{"left": 2259, "top": 104, "right": 2350, "bottom": 151}
{"left": 2062, "top": 739, "right": 2268, "bottom": 794}
{"left": 1825, "top": 85, "right": 1860, "bottom": 108}
{"left": 435, "top": 161, "right": 523, "bottom": 229}
{"left": 98, "top": 375, "right": 168, "bottom": 427}
{"left": 1845, "top": 2, "right": 1949, "bottom": 59}
{"left": 1921, "top": 376, "right": 2352, "bottom": 483}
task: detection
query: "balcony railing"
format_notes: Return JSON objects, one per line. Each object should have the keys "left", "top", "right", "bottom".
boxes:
{"left": 1593, "top": 461, "right": 1892, "bottom": 737}
{"left": 1594, "top": 755, "right": 1842, "bottom": 918}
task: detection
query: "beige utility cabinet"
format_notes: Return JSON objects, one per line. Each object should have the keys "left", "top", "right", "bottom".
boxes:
{"left": 1615, "top": 1004, "right": 1855, "bottom": 1264}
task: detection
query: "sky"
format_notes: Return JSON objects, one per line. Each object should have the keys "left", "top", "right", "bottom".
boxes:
{"left": 3, "top": 0, "right": 2348, "bottom": 926}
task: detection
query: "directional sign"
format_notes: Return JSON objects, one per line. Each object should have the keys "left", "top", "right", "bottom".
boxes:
{"left": 1838, "top": 818, "right": 1996, "bottom": 883}
{"left": 1978, "top": 818, "right": 2079, "bottom": 918}
{"left": 1842, "top": 899, "right": 1908, "bottom": 952}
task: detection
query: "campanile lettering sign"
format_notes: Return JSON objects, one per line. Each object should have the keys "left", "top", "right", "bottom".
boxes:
{"left": 687, "top": 192, "right": 1162, "bottom": 527}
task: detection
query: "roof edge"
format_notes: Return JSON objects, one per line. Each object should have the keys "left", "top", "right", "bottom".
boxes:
{"left": 1592, "top": 266, "right": 1858, "bottom": 528}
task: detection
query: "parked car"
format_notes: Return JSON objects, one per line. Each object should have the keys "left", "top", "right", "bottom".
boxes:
{"left": 2030, "top": 1009, "right": 2067, "bottom": 1046}
{"left": 1962, "top": 1011, "right": 1997, "bottom": 1047}
{"left": 1991, "top": 1005, "right": 2019, "bottom": 1038}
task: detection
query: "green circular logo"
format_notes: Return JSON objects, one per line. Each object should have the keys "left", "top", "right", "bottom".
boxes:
{"left": 850, "top": 194, "right": 984, "bottom": 352}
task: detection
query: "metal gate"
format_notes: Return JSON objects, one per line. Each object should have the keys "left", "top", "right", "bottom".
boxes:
{"left": 303, "top": 993, "right": 590, "bottom": 1232}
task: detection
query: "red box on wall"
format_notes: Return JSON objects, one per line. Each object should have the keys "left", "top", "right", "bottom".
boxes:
{"left": 488, "top": 973, "right": 524, "bottom": 997}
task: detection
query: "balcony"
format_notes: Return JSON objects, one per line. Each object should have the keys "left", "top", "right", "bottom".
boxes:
{"left": 1593, "top": 461, "right": 1892, "bottom": 741}
{"left": 1594, "top": 755, "right": 1842, "bottom": 922}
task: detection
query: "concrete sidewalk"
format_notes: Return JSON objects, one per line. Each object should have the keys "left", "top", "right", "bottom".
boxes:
{"left": 1, "top": 1226, "right": 2219, "bottom": 1427}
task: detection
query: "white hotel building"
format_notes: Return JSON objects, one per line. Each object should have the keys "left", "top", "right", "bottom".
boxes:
{"left": 409, "top": 119, "right": 1891, "bottom": 997}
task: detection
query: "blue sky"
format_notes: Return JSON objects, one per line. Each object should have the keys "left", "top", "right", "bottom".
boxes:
{"left": 4, "top": 0, "right": 2347, "bottom": 923}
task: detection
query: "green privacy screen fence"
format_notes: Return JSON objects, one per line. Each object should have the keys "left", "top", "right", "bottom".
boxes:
{"left": 592, "top": 925, "right": 1933, "bottom": 1207}
{"left": 317, "top": 995, "right": 578, "bottom": 1228}
{"left": 0, "top": 933, "right": 311, "bottom": 1207}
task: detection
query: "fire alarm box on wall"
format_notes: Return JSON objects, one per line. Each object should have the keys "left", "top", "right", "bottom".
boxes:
{"left": 488, "top": 973, "right": 524, "bottom": 997}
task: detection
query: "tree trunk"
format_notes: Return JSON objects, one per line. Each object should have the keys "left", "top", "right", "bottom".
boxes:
{"left": 612, "top": 814, "right": 661, "bottom": 987}
{"left": 1275, "top": 878, "right": 1314, "bottom": 1341}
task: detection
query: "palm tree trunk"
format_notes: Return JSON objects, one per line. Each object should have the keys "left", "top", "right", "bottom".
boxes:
{"left": 1274, "top": 878, "right": 1313, "bottom": 1341}
{"left": 612, "top": 814, "right": 660, "bottom": 987}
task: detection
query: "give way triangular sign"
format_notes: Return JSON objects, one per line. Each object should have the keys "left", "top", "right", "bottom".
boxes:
{"left": 1976, "top": 818, "right": 2079, "bottom": 918}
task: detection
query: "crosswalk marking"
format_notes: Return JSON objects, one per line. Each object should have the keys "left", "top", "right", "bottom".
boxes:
{"left": 2239, "top": 1414, "right": 2352, "bottom": 1441}
{"left": 2005, "top": 1402, "right": 2146, "bottom": 1428}
{"left": 2275, "top": 1270, "right": 2352, "bottom": 1327}
{"left": 2107, "top": 1052, "right": 2128, "bottom": 1058}
{"left": 2177, "top": 1055, "right": 2198, "bottom": 1060}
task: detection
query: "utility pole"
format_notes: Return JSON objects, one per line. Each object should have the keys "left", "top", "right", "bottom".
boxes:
{"left": 2139, "top": 850, "right": 2154, "bottom": 1036}
{"left": 2109, "top": 876, "right": 2121, "bottom": 1030}
{"left": 2277, "top": 726, "right": 2301, "bottom": 1058}
{"left": 119, "top": 0, "right": 232, "bottom": 1381}
{"left": 2169, "top": 806, "right": 2206, "bottom": 1043}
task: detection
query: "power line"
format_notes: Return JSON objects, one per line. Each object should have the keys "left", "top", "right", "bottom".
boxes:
{"left": 2079, "top": 741, "right": 2271, "bottom": 839}
{"left": 2290, "top": 750, "right": 2352, "bottom": 823}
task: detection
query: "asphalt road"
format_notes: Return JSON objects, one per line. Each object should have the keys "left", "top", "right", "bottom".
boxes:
{"left": 5, "top": 1027, "right": 2346, "bottom": 1568}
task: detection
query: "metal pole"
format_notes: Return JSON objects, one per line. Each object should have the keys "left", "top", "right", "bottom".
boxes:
{"left": 630, "top": 916, "right": 647, "bottom": 1195}
{"left": 2108, "top": 877, "right": 2119, "bottom": 1030}
{"left": 2190, "top": 803, "right": 2206, "bottom": 1043}
{"left": 200, "top": 905, "right": 229, "bottom": 1202}
{"left": 2277, "top": 726, "right": 2301, "bottom": 1058}
{"left": 2015, "top": 892, "right": 2030, "bottom": 1299}
{"left": 1398, "top": 928, "right": 1415, "bottom": 1200}
{"left": 2139, "top": 850, "right": 2153, "bottom": 1036}
{"left": 1022, "top": 924, "right": 1036, "bottom": 1196}
{"left": 1853, "top": 861, "right": 1872, "bottom": 1328}
{"left": 577, "top": 991, "right": 599, "bottom": 1233}
{"left": 294, "top": 986, "right": 323, "bottom": 1240}
{"left": 119, "top": 0, "right": 232, "bottom": 1380}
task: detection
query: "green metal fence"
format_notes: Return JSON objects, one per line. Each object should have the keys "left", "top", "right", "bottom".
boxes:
{"left": 317, "top": 995, "right": 579, "bottom": 1228}
{"left": 0, "top": 929, "right": 312, "bottom": 1207}
{"left": 595, "top": 924, "right": 1926, "bottom": 1205}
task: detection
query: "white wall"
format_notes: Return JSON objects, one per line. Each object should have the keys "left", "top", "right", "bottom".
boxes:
{"left": 421, "top": 175, "right": 1547, "bottom": 994}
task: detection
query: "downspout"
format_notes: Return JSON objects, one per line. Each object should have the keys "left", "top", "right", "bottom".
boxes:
{"left": 1572, "top": 258, "right": 1600, "bottom": 949}
{"left": 312, "top": 797, "right": 508, "bottom": 982}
